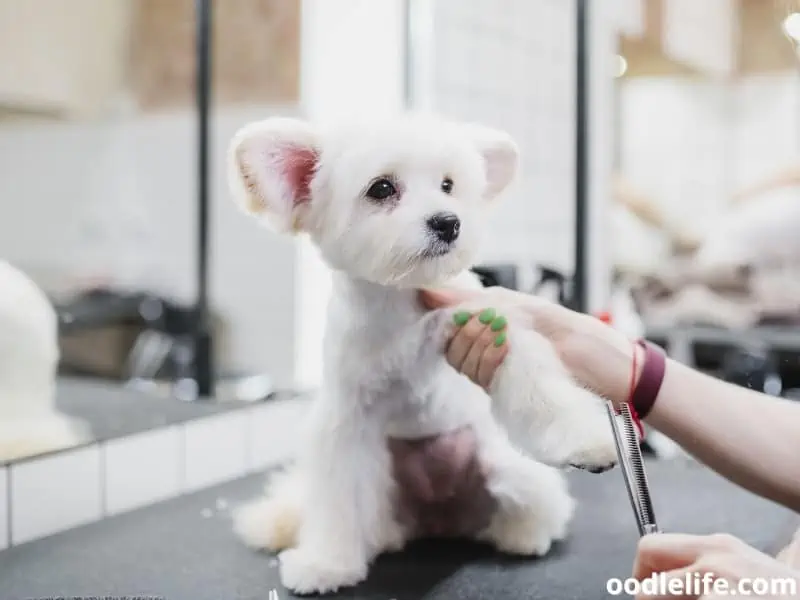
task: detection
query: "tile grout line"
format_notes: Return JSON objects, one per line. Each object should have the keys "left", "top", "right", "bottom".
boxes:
{"left": 178, "top": 422, "right": 187, "bottom": 496}
{"left": 5, "top": 466, "right": 11, "bottom": 549}
{"left": 245, "top": 404, "right": 255, "bottom": 475}
{"left": 99, "top": 441, "right": 107, "bottom": 517}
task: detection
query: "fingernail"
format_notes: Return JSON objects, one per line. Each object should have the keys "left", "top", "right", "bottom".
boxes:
{"left": 478, "top": 308, "right": 496, "bottom": 324}
{"left": 453, "top": 311, "right": 471, "bottom": 326}
{"left": 490, "top": 315, "right": 507, "bottom": 331}
{"left": 494, "top": 331, "right": 507, "bottom": 347}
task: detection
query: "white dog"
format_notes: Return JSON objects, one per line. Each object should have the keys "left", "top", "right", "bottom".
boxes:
{"left": 0, "top": 260, "right": 88, "bottom": 462}
{"left": 227, "top": 114, "right": 617, "bottom": 594}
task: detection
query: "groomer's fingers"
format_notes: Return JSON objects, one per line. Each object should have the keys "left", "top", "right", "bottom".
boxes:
{"left": 634, "top": 566, "right": 699, "bottom": 600}
{"left": 476, "top": 320, "right": 509, "bottom": 389}
{"left": 445, "top": 311, "right": 483, "bottom": 370}
{"left": 459, "top": 309, "right": 503, "bottom": 382}
{"left": 633, "top": 533, "right": 739, "bottom": 582}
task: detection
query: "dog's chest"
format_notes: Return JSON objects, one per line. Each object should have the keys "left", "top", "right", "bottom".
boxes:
{"left": 325, "top": 297, "right": 486, "bottom": 438}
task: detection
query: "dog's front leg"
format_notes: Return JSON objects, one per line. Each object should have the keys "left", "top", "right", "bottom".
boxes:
{"left": 420, "top": 301, "right": 617, "bottom": 472}
{"left": 278, "top": 398, "right": 400, "bottom": 595}
{"left": 486, "top": 325, "right": 618, "bottom": 473}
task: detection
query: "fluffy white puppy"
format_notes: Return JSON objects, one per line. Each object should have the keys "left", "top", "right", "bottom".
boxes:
{"left": 0, "top": 260, "right": 88, "bottom": 462}
{"left": 227, "top": 114, "right": 617, "bottom": 594}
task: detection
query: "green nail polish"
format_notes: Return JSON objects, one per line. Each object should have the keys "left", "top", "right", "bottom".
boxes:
{"left": 478, "top": 308, "right": 496, "bottom": 324}
{"left": 453, "top": 311, "right": 471, "bottom": 326}
{"left": 494, "top": 331, "right": 507, "bottom": 347}
{"left": 490, "top": 315, "right": 507, "bottom": 331}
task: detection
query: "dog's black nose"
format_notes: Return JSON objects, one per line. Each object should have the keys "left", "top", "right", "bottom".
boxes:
{"left": 427, "top": 212, "right": 461, "bottom": 244}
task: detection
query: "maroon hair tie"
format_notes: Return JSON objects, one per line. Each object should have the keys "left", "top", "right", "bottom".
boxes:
{"left": 630, "top": 339, "right": 666, "bottom": 419}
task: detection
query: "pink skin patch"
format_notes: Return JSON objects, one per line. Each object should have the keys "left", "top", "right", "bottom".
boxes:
{"left": 281, "top": 145, "right": 318, "bottom": 205}
{"left": 389, "top": 426, "right": 497, "bottom": 538}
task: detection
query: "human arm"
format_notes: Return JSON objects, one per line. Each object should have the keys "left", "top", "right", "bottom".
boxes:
{"left": 419, "top": 287, "right": 800, "bottom": 512}
{"left": 644, "top": 357, "right": 800, "bottom": 512}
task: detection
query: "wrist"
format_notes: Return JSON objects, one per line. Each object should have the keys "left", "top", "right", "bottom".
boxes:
{"left": 606, "top": 338, "right": 645, "bottom": 410}
{"left": 627, "top": 340, "right": 667, "bottom": 422}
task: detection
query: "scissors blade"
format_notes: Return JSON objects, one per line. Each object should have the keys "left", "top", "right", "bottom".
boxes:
{"left": 620, "top": 403, "right": 660, "bottom": 535}
{"left": 605, "top": 401, "right": 645, "bottom": 534}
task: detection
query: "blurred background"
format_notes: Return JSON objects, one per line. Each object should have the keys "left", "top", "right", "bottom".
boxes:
{"left": 0, "top": 0, "right": 799, "bottom": 555}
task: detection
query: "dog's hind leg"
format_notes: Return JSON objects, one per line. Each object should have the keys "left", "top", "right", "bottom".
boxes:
{"left": 233, "top": 467, "right": 303, "bottom": 552}
{"left": 474, "top": 418, "right": 575, "bottom": 556}
{"left": 276, "top": 398, "right": 404, "bottom": 595}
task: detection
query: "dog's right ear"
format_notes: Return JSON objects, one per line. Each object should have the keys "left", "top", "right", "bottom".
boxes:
{"left": 228, "top": 118, "right": 321, "bottom": 233}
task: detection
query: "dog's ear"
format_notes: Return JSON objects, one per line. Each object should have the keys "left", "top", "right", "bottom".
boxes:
{"left": 463, "top": 124, "right": 519, "bottom": 199}
{"left": 228, "top": 118, "right": 321, "bottom": 233}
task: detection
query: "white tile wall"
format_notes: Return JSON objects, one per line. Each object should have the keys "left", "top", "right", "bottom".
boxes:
{"left": 103, "top": 426, "right": 183, "bottom": 516}
{"left": 427, "top": 0, "right": 579, "bottom": 272}
{"left": 10, "top": 445, "right": 102, "bottom": 545}
{"left": 0, "top": 466, "right": 8, "bottom": 550}
{"left": 182, "top": 411, "right": 249, "bottom": 492}
{"left": 416, "top": 0, "right": 618, "bottom": 310}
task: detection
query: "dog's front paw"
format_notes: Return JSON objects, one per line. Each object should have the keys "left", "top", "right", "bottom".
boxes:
{"left": 564, "top": 421, "right": 618, "bottom": 474}
{"left": 278, "top": 548, "right": 368, "bottom": 595}
{"left": 541, "top": 397, "right": 618, "bottom": 474}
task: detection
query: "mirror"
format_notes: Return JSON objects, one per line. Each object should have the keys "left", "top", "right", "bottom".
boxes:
{"left": 0, "top": 0, "right": 302, "bottom": 464}
{"left": 613, "top": 0, "right": 800, "bottom": 388}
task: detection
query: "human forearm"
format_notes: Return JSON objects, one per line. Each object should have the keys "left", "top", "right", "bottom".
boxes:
{"left": 645, "top": 359, "right": 800, "bottom": 511}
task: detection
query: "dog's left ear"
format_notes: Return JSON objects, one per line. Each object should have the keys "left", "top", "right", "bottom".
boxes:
{"left": 463, "top": 124, "right": 519, "bottom": 199}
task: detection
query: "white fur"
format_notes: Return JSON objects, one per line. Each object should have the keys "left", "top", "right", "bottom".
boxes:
{"left": 228, "top": 114, "right": 616, "bottom": 594}
{"left": 0, "top": 260, "right": 88, "bottom": 461}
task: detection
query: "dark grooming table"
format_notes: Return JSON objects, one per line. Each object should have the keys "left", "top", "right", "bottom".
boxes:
{"left": 0, "top": 459, "right": 796, "bottom": 600}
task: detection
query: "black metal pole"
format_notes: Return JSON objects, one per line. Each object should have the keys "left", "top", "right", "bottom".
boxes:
{"left": 193, "top": 0, "right": 214, "bottom": 397}
{"left": 572, "top": 0, "right": 590, "bottom": 313}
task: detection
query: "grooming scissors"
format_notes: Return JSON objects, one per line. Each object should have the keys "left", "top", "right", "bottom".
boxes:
{"left": 605, "top": 401, "right": 661, "bottom": 536}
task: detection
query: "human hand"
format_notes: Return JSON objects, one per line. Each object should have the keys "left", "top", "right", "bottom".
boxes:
{"left": 632, "top": 533, "right": 800, "bottom": 599}
{"left": 418, "top": 286, "right": 643, "bottom": 407}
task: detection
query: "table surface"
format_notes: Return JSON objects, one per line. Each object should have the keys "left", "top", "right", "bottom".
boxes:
{"left": 1, "top": 458, "right": 796, "bottom": 600}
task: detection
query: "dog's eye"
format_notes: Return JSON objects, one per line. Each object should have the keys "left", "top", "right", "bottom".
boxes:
{"left": 441, "top": 177, "right": 454, "bottom": 194}
{"left": 366, "top": 178, "right": 397, "bottom": 200}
